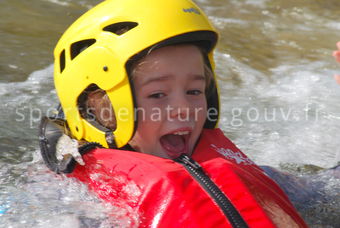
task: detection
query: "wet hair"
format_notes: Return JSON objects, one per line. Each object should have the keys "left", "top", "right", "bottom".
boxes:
{"left": 77, "top": 84, "right": 116, "bottom": 131}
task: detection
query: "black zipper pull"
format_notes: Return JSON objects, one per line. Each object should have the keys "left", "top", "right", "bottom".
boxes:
{"left": 175, "top": 153, "right": 202, "bottom": 170}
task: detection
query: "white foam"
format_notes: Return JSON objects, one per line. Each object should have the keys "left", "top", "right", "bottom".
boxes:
{"left": 216, "top": 52, "right": 340, "bottom": 168}
{"left": 43, "top": 0, "right": 70, "bottom": 6}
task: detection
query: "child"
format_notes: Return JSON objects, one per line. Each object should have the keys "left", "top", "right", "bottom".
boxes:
{"left": 85, "top": 44, "right": 211, "bottom": 159}
{"left": 333, "top": 41, "right": 340, "bottom": 84}
{"left": 39, "top": 0, "right": 307, "bottom": 227}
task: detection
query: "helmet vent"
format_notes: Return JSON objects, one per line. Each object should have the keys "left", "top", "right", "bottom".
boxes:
{"left": 59, "top": 49, "right": 66, "bottom": 73}
{"left": 103, "top": 22, "right": 138, "bottom": 35}
{"left": 70, "top": 39, "right": 96, "bottom": 60}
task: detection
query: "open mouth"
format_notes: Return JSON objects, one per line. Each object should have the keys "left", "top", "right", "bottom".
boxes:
{"left": 159, "top": 130, "right": 191, "bottom": 159}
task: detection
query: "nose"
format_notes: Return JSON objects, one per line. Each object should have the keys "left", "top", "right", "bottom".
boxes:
{"left": 169, "top": 93, "right": 193, "bottom": 120}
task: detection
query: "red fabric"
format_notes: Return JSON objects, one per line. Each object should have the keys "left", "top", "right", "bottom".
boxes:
{"left": 69, "top": 128, "right": 307, "bottom": 228}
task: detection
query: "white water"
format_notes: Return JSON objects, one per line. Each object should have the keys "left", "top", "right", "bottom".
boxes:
{"left": 217, "top": 52, "right": 340, "bottom": 168}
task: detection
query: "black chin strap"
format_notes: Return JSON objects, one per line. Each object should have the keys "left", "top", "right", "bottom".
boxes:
{"left": 38, "top": 114, "right": 102, "bottom": 174}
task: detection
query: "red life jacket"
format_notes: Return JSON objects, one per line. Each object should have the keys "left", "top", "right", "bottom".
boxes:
{"left": 69, "top": 128, "right": 307, "bottom": 227}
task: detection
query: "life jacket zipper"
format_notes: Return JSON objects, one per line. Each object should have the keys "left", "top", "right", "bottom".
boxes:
{"left": 174, "top": 154, "right": 249, "bottom": 228}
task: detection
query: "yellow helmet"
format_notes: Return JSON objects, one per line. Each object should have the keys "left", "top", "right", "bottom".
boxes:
{"left": 54, "top": 0, "right": 219, "bottom": 148}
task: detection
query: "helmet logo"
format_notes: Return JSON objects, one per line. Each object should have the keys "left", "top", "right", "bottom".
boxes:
{"left": 182, "top": 7, "right": 201, "bottom": 15}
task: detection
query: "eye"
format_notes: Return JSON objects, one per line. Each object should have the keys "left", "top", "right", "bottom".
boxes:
{"left": 148, "top": 92, "right": 165, "bottom": 99}
{"left": 187, "top": 89, "right": 203, "bottom": 95}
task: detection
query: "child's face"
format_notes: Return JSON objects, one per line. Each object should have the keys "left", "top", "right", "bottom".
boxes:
{"left": 129, "top": 44, "right": 207, "bottom": 159}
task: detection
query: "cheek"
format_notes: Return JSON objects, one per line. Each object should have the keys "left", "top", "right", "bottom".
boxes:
{"left": 130, "top": 115, "right": 161, "bottom": 151}
{"left": 194, "top": 98, "right": 207, "bottom": 123}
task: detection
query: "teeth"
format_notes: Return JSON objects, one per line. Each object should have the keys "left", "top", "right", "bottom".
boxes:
{"left": 173, "top": 131, "right": 189, "bottom": 136}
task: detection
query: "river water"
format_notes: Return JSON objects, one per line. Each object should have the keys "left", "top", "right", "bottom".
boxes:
{"left": 0, "top": 0, "right": 339, "bottom": 227}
